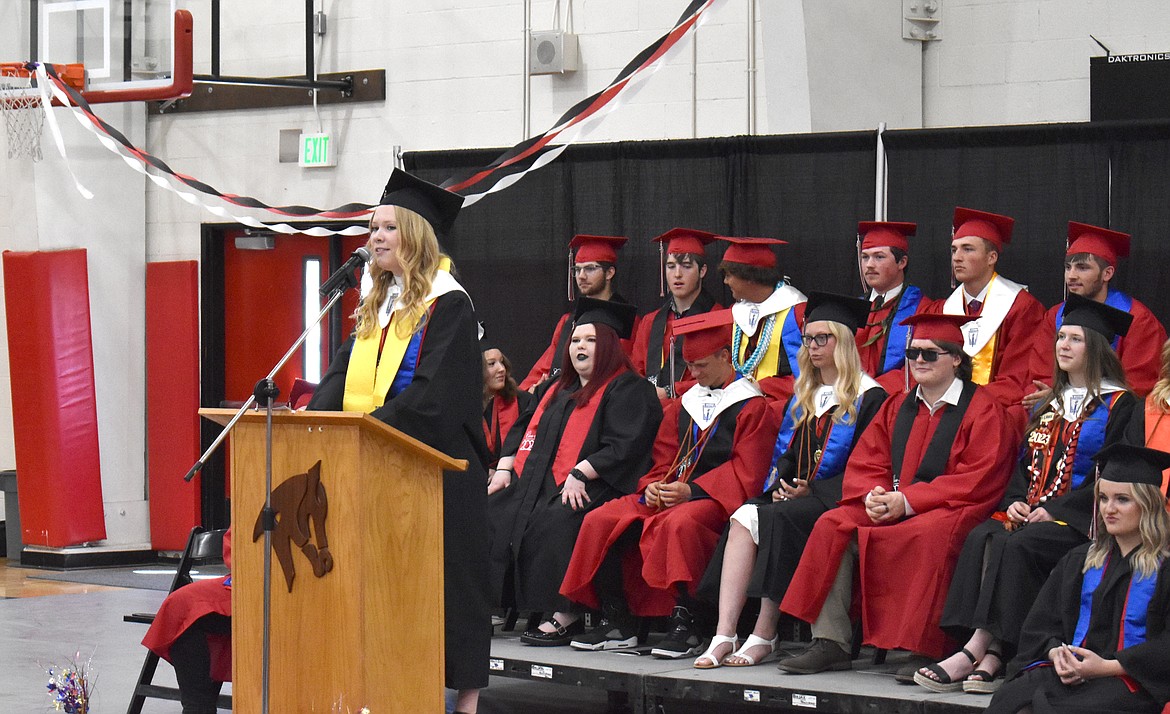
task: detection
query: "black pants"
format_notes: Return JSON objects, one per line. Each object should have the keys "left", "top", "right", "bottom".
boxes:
{"left": 168, "top": 613, "right": 231, "bottom": 714}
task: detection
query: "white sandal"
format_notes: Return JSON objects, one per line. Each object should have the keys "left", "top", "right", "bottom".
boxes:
{"left": 724, "top": 633, "right": 779, "bottom": 667}
{"left": 693, "top": 634, "right": 738, "bottom": 669}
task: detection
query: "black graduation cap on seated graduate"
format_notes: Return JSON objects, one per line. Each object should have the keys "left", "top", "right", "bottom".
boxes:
{"left": 573, "top": 297, "right": 638, "bottom": 340}
{"left": 378, "top": 168, "right": 464, "bottom": 235}
{"left": 1093, "top": 443, "right": 1170, "bottom": 492}
{"left": 804, "top": 292, "right": 871, "bottom": 333}
{"left": 1062, "top": 292, "right": 1134, "bottom": 342}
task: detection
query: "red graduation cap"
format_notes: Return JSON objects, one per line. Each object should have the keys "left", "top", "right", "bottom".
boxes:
{"left": 952, "top": 207, "right": 1015, "bottom": 252}
{"left": 1066, "top": 221, "right": 1130, "bottom": 266}
{"left": 673, "top": 309, "right": 734, "bottom": 362}
{"left": 900, "top": 313, "right": 976, "bottom": 345}
{"left": 718, "top": 236, "right": 786, "bottom": 269}
{"left": 570, "top": 234, "right": 628, "bottom": 264}
{"left": 858, "top": 221, "right": 916, "bottom": 252}
{"left": 653, "top": 227, "right": 718, "bottom": 256}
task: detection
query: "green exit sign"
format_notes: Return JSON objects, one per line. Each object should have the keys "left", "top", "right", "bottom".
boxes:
{"left": 299, "top": 133, "right": 336, "bottom": 167}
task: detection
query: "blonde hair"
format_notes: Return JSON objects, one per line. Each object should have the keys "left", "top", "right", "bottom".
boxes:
{"left": 354, "top": 205, "right": 444, "bottom": 340}
{"left": 1085, "top": 480, "right": 1170, "bottom": 579}
{"left": 1148, "top": 338, "right": 1170, "bottom": 410}
{"left": 791, "top": 320, "right": 864, "bottom": 428}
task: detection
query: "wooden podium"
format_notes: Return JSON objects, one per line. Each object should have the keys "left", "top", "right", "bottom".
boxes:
{"left": 200, "top": 409, "right": 467, "bottom": 713}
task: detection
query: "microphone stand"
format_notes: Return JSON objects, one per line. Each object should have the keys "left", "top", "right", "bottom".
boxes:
{"left": 184, "top": 270, "right": 360, "bottom": 714}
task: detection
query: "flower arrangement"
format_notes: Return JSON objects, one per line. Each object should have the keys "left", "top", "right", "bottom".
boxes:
{"left": 45, "top": 651, "right": 96, "bottom": 713}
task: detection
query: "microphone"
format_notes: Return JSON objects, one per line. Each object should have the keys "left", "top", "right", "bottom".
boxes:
{"left": 319, "top": 247, "right": 371, "bottom": 296}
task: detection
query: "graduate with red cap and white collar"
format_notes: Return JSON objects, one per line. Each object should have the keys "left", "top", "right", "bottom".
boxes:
{"left": 519, "top": 234, "right": 636, "bottom": 391}
{"left": 631, "top": 228, "right": 723, "bottom": 400}
{"left": 1027, "top": 221, "right": 1167, "bottom": 399}
{"left": 717, "top": 236, "right": 808, "bottom": 403}
{"left": 927, "top": 207, "right": 1046, "bottom": 433}
{"left": 559, "top": 309, "right": 778, "bottom": 658}
{"left": 853, "top": 220, "right": 931, "bottom": 394}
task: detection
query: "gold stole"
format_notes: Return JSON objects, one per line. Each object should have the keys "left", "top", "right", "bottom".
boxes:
{"left": 970, "top": 332, "right": 998, "bottom": 386}
{"left": 342, "top": 264, "right": 450, "bottom": 413}
{"left": 737, "top": 306, "right": 792, "bottom": 379}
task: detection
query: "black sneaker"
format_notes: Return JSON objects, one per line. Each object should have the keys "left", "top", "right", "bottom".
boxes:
{"left": 650, "top": 606, "right": 703, "bottom": 659}
{"left": 571, "top": 616, "right": 640, "bottom": 650}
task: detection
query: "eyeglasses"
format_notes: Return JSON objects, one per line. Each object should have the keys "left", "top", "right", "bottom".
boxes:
{"left": 800, "top": 333, "right": 834, "bottom": 347}
{"left": 572, "top": 264, "right": 604, "bottom": 276}
{"left": 905, "top": 347, "right": 952, "bottom": 362}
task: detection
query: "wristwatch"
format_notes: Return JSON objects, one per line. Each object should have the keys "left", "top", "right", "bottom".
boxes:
{"left": 568, "top": 468, "right": 588, "bottom": 482}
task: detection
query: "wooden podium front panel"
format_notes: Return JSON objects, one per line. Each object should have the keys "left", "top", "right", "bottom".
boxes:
{"left": 229, "top": 416, "right": 445, "bottom": 713}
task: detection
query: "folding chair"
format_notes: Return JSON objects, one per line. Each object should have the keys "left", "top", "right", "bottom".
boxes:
{"left": 124, "top": 526, "right": 232, "bottom": 714}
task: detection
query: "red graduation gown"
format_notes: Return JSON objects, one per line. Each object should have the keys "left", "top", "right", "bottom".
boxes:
{"left": 1029, "top": 295, "right": 1166, "bottom": 398}
{"left": 142, "top": 530, "right": 233, "bottom": 683}
{"left": 780, "top": 385, "right": 1014, "bottom": 658}
{"left": 559, "top": 393, "right": 777, "bottom": 616}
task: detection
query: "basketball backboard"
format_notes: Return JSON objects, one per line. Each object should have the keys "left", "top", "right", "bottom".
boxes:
{"left": 31, "top": 0, "right": 178, "bottom": 91}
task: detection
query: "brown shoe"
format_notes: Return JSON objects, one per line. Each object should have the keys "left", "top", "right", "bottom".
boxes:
{"left": 776, "top": 638, "right": 852, "bottom": 675}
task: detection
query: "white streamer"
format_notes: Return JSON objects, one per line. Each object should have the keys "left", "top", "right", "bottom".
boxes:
{"left": 34, "top": 64, "right": 93, "bottom": 199}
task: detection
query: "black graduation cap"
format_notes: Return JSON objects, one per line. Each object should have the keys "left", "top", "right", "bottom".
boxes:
{"left": 378, "top": 168, "right": 464, "bottom": 235}
{"left": 1093, "top": 443, "right": 1170, "bottom": 492}
{"left": 804, "top": 292, "right": 871, "bottom": 333}
{"left": 573, "top": 297, "right": 638, "bottom": 340}
{"left": 1062, "top": 292, "right": 1134, "bottom": 342}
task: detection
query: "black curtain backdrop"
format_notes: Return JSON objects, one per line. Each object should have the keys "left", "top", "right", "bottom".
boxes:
{"left": 404, "top": 120, "right": 1170, "bottom": 377}
{"left": 406, "top": 133, "right": 876, "bottom": 374}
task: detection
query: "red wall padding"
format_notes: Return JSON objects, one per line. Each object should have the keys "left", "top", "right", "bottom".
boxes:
{"left": 146, "top": 261, "right": 201, "bottom": 549}
{"left": 2, "top": 249, "right": 107, "bottom": 547}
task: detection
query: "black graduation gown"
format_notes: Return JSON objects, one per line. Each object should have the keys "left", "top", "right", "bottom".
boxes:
{"left": 986, "top": 543, "right": 1170, "bottom": 714}
{"left": 940, "top": 391, "right": 1137, "bottom": 648}
{"left": 697, "top": 385, "right": 887, "bottom": 603}
{"left": 506, "top": 370, "right": 662, "bottom": 612}
{"left": 307, "top": 290, "right": 491, "bottom": 691}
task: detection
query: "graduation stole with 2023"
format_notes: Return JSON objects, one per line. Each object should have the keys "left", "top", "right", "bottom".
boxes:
{"left": 342, "top": 259, "right": 463, "bottom": 413}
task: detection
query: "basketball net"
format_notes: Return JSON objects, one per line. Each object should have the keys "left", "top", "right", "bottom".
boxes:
{"left": 0, "top": 64, "right": 46, "bottom": 161}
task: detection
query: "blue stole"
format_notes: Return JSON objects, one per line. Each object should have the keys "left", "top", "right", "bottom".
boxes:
{"left": 1055, "top": 289, "right": 1133, "bottom": 350}
{"left": 881, "top": 285, "right": 923, "bottom": 373}
{"left": 763, "top": 393, "right": 863, "bottom": 492}
{"left": 779, "top": 308, "right": 804, "bottom": 381}
{"left": 389, "top": 328, "right": 425, "bottom": 398}
{"left": 1069, "top": 392, "right": 1120, "bottom": 489}
{"left": 1073, "top": 554, "right": 1162, "bottom": 650}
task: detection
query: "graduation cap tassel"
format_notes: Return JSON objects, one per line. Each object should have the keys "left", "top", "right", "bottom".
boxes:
{"left": 567, "top": 248, "right": 575, "bottom": 301}
{"left": 950, "top": 224, "right": 957, "bottom": 291}
{"left": 856, "top": 232, "right": 866, "bottom": 295}
{"left": 904, "top": 325, "right": 912, "bottom": 394}
{"left": 666, "top": 332, "right": 677, "bottom": 399}
{"left": 659, "top": 242, "right": 666, "bottom": 298}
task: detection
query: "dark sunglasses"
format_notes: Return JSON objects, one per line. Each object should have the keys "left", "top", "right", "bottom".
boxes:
{"left": 905, "top": 347, "right": 952, "bottom": 362}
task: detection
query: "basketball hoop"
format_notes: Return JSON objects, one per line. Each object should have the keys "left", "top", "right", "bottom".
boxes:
{"left": 0, "top": 63, "right": 46, "bottom": 161}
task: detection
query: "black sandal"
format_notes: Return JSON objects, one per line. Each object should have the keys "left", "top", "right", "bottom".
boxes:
{"left": 519, "top": 616, "right": 583, "bottom": 646}
{"left": 912, "top": 647, "right": 977, "bottom": 693}
{"left": 963, "top": 649, "right": 1005, "bottom": 694}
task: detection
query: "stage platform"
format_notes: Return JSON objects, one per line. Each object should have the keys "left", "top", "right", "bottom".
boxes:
{"left": 489, "top": 630, "right": 991, "bottom": 713}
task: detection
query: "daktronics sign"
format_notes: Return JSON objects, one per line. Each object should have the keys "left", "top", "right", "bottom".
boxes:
{"left": 1091, "top": 53, "right": 1170, "bottom": 121}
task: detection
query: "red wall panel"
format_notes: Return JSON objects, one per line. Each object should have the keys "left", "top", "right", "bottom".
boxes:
{"left": 146, "top": 261, "right": 201, "bottom": 549}
{"left": 2, "top": 249, "right": 107, "bottom": 547}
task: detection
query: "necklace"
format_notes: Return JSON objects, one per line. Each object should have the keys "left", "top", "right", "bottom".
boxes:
{"left": 732, "top": 283, "right": 782, "bottom": 375}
